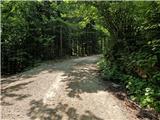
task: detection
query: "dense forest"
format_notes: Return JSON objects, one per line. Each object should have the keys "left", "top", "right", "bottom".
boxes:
{"left": 1, "top": 1, "right": 160, "bottom": 113}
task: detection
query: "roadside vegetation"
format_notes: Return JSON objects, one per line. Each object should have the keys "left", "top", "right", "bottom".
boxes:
{"left": 1, "top": 1, "right": 160, "bottom": 113}
{"left": 97, "top": 1, "right": 160, "bottom": 112}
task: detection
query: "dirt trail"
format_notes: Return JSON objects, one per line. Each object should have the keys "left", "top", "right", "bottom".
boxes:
{"left": 1, "top": 55, "right": 140, "bottom": 120}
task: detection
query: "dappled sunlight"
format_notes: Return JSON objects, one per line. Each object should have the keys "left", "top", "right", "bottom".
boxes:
{"left": 1, "top": 55, "right": 139, "bottom": 120}
{"left": 1, "top": 81, "right": 33, "bottom": 106}
{"left": 62, "top": 63, "right": 105, "bottom": 99}
{"left": 28, "top": 99, "right": 104, "bottom": 120}
{"left": 38, "top": 61, "right": 135, "bottom": 120}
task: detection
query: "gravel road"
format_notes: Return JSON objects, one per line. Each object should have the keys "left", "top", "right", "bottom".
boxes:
{"left": 1, "top": 55, "right": 140, "bottom": 120}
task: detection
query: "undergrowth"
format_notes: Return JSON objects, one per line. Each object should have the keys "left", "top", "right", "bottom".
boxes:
{"left": 98, "top": 56, "right": 160, "bottom": 112}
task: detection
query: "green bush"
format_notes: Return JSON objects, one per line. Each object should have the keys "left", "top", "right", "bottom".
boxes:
{"left": 98, "top": 57, "right": 121, "bottom": 81}
{"left": 98, "top": 57, "right": 160, "bottom": 112}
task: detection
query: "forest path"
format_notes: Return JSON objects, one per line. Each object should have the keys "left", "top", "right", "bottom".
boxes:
{"left": 1, "top": 55, "right": 139, "bottom": 120}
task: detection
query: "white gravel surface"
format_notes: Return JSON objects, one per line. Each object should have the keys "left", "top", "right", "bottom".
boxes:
{"left": 1, "top": 55, "right": 139, "bottom": 120}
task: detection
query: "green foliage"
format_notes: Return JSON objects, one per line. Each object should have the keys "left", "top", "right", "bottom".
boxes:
{"left": 1, "top": 1, "right": 103, "bottom": 75}
{"left": 96, "top": 1, "right": 160, "bottom": 112}
{"left": 123, "top": 75, "right": 160, "bottom": 111}
{"left": 2, "top": 0, "right": 160, "bottom": 113}
{"left": 99, "top": 59, "right": 160, "bottom": 112}
{"left": 98, "top": 58, "right": 122, "bottom": 81}
{"left": 1, "top": 1, "right": 58, "bottom": 74}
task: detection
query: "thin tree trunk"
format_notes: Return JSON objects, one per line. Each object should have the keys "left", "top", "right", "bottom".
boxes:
{"left": 60, "top": 26, "right": 62, "bottom": 57}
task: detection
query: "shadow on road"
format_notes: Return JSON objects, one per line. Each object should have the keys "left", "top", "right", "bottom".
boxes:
{"left": 2, "top": 55, "right": 156, "bottom": 120}
{"left": 28, "top": 99, "right": 103, "bottom": 120}
{"left": 62, "top": 63, "right": 106, "bottom": 99}
{"left": 1, "top": 81, "right": 32, "bottom": 106}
